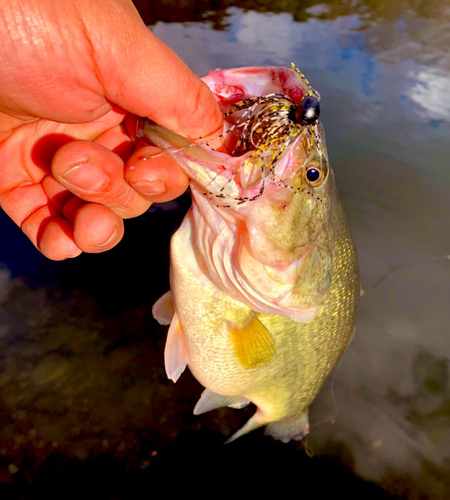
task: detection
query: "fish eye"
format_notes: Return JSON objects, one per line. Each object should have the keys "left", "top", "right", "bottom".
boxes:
{"left": 305, "top": 163, "right": 326, "bottom": 187}
{"left": 306, "top": 168, "right": 320, "bottom": 182}
{"left": 295, "top": 96, "right": 320, "bottom": 126}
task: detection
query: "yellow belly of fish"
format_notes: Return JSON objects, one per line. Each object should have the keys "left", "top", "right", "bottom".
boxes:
{"left": 170, "top": 204, "right": 359, "bottom": 433}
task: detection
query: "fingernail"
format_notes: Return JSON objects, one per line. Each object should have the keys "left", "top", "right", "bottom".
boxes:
{"left": 62, "top": 162, "right": 107, "bottom": 192}
{"left": 95, "top": 222, "right": 120, "bottom": 249}
{"left": 131, "top": 179, "right": 166, "bottom": 196}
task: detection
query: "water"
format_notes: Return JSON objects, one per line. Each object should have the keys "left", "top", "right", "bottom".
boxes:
{"left": 1, "top": 0, "right": 449, "bottom": 496}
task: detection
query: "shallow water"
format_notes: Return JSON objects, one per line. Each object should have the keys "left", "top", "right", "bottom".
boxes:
{"left": 1, "top": 0, "right": 449, "bottom": 496}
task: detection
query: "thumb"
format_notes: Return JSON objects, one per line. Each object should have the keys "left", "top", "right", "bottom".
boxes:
{"left": 86, "top": 1, "right": 222, "bottom": 139}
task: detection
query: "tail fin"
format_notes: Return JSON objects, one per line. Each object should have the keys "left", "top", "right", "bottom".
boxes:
{"left": 264, "top": 411, "right": 309, "bottom": 443}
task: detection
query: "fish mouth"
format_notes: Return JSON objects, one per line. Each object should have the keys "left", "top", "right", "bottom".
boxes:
{"left": 138, "top": 117, "right": 248, "bottom": 201}
{"left": 138, "top": 117, "right": 322, "bottom": 206}
{"left": 138, "top": 65, "right": 326, "bottom": 205}
{"left": 202, "top": 65, "right": 311, "bottom": 110}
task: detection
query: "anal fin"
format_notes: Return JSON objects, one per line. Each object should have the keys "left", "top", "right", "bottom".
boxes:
{"left": 225, "top": 411, "right": 265, "bottom": 443}
{"left": 194, "top": 389, "right": 250, "bottom": 415}
{"left": 226, "top": 410, "right": 310, "bottom": 444}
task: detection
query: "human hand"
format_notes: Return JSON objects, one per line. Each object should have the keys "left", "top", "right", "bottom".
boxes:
{"left": 0, "top": 0, "right": 221, "bottom": 260}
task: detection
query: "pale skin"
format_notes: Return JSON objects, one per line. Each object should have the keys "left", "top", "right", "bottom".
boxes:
{"left": 0, "top": 0, "right": 222, "bottom": 260}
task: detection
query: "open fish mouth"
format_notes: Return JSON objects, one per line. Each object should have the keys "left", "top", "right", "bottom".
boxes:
{"left": 138, "top": 64, "right": 327, "bottom": 208}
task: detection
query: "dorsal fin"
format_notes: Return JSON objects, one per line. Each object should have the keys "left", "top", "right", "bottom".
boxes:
{"left": 193, "top": 389, "right": 250, "bottom": 415}
{"left": 227, "top": 312, "right": 276, "bottom": 369}
{"left": 164, "top": 312, "right": 187, "bottom": 382}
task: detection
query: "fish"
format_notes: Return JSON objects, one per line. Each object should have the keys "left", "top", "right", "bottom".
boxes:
{"left": 141, "top": 64, "right": 360, "bottom": 443}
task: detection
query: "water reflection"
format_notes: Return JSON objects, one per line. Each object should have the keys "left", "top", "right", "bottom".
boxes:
{"left": 1, "top": 0, "right": 449, "bottom": 496}
{"left": 134, "top": 0, "right": 450, "bottom": 27}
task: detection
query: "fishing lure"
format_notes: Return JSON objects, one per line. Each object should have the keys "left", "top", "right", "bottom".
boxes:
{"left": 139, "top": 64, "right": 325, "bottom": 203}
{"left": 215, "top": 64, "right": 324, "bottom": 202}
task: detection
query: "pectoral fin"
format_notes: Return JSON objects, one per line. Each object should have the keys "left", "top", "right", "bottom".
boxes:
{"left": 227, "top": 312, "right": 276, "bottom": 369}
{"left": 164, "top": 312, "right": 187, "bottom": 382}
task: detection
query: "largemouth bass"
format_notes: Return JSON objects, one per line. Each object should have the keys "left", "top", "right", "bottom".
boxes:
{"left": 142, "top": 65, "right": 360, "bottom": 443}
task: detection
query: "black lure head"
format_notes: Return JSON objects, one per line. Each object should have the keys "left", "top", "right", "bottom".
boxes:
{"left": 294, "top": 95, "right": 320, "bottom": 126}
